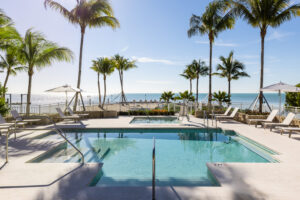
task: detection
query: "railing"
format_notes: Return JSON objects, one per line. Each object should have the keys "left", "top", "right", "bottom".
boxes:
{"left": 18, "top": 115, "right": 84, "bottom": 163}
{"left": 152, "top": 137, "right": 156, "bottom": 200}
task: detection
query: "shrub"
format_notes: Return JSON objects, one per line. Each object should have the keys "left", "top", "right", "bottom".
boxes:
{"left": 285, "top": 83, "right": 300, "bottom": 107}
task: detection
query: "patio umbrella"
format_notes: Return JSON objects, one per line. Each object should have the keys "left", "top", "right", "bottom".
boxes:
{"left": 260, "top": 82, "right": 300, "bottom": 115}
{"left": 45, "top": 85, "right": 81, "bottom": 108}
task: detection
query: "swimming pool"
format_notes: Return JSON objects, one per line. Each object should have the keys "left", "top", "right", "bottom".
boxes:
{"left": 130, "top": 117, "right": 179, "bottom": 124}
{"left": 31, "top": 128, "right": 276, "bottom": 187}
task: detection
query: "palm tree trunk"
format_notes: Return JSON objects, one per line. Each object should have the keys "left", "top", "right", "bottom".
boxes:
{"left": 259, "top": 29, "right": 266, "bottom": 113}
{"left": 3, "top": 69, "right": 10, "bottom": 97}
{"left": 26, "top": 70, "right": 33, "bottom": 116}
{"left": 196, "top": 76, "right": 199, "bottom": 107}
{"left": 190, "top": 79, "right": 192, "bottom": 94}
{"left": 228, "top": 79, "right": 231, "bottom": 103}
{"left": 74, "top": 28, "right": 85, "bottom": 111}
{"left": 102, "top": 75, "right": 107, "bottom": 108}
{"left": 97, "top": 73, "right": 101, "bottom": 107}
{"left": 208, "top": 39, "right": 213, "bottom": 108}
{"left": 121, "top": 71, "right": 126, "bottom": 103}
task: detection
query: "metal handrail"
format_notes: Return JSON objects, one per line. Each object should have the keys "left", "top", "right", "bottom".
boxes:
{"left": 152, "top": 137, "right": 156, "bottom": 200}
{"left": 19, "top": 115, "right": 85, "bottom": 163}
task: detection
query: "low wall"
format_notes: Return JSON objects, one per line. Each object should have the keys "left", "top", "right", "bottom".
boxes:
{"left": 4, "top": 110, "right": 118, "bottom": 126}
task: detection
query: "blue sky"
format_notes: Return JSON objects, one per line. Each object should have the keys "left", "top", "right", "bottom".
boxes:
{"left": 1, "top": 0, "right": 300, "bottom": 95}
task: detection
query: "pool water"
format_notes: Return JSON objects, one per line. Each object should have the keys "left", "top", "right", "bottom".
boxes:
{"left": 130, "top": 117, "right": 179, "bottom": 124}
{"left": 31, "top": 128, "right": 273, "bottom": 187}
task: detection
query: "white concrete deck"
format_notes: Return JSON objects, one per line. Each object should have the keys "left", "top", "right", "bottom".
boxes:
{"left": 1, "top": 116, "right": 300, "bottom": 199}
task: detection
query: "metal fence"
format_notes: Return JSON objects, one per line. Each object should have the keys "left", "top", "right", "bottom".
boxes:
{"left": 8, "top": 101, "right": 300, "bottom": 119}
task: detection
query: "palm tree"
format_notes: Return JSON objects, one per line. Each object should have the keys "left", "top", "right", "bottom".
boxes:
{"left": 175, "top": 90, "right": 195, "bottom": 102}
{"left": 214, "top": 51, "right": 249, "bottom": 102}
{"left": 44, "top": 0, "right": 120, "bottom": 110}
{"left": 18, "top": 29, "right": 73, "bottom": 115}
{"left": 212, "top": 91, "right": 230, "bottom": 106}
{"left": 231, "top": 0, "right": 300, "bottom": 112}
{"left": 91, "top": 59, "right": 103, "bottom": 108}
{"left": 160, "top": 91, "right": 175, "bottom": 103}
{"left": 188, "top": 0, "right": 235, "bottom": 107}
{"left": 189, "top": 59, "right": 209, "bottom": 105}
{"left": 180, "top": 65, "right": 196, "bottom": 93}
{"left": 91, "top": 57, "right": 114, "bottom": 108}
{"left": 0, "top": 51, "right": 26, "bottom": 95}
{"left": 112, "top": 54, "right": 137, "bottom": 103}
{"left": 0, "top": 9, "right": 11, "bottom": 28}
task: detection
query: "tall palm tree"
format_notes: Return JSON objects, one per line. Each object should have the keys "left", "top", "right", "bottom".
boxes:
{"left": 91, "top": 59, "right": 103, "bottom": 108}
{"left": 231, "top": 0, "right": 300, "bottom": 112}
{"left": 112, "top": 54, "right": 137, "bottom": 103}
{"left": 44, "top": 0, "right": 119, "bottom": 110}
{"left": 180, "top": 65, "right": 196, "bottom": 93}
{"left": 188, "top": 0, "right": 235, "bottom": 107}
{"left": 214, "top": 51, "right": 249, "bottom": 102}
{"left": 18, "top": 29, "right": 73, "bottom": 115}
{"left": 0, "top": 51, "right": 26, "bottom": 94}
{"left": 91, "top": 57, "right": 114, "bottom": 108}
{"left": 189, "top": 59, "right": 209, "bottom": 105}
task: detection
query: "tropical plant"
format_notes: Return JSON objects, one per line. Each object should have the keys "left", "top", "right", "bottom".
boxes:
{"left": 212, "top": 91, "right": 230, "bottom": 106}
{"left": 91, "top": 60, "right": 102, "bottom": 108}
{"left": 189, "top": 59, "right": 209, "bottom": 105}
{"left": 0, "top": 51, "right": 26, "bottom": 95}
{"left": 180, "top": 65, "right": 196, "bottom": 93}
{"left": 160, "top": 91, "right": 175, "bottom": 103}
{"left": 112, "top": 54, "right": 137, "bottom": 103}
{"left": 188, "top": 0, "right": 235, "bottom": 107}
{"left": 214, "top": 51, "right": 249, "bottom": 102}
{"left": 0, "top": 83, "right": 9, "bottom": 116}
{"left": 175, "top": 90, "right": 195, "bottom": 102}
{"left": 44, "top": 0, "right": 120, "bottom": 110}
{"left": 91, "top": 57, "right": 114, "bottom": 108}
{"left": 18, "top": 29, "right": 73, "bottom": 115}
{"left": 285, "top": 83, "right": 300, "bottom": 107}
{"left": 231, "top": 0, "right": 300, "bottom": 112}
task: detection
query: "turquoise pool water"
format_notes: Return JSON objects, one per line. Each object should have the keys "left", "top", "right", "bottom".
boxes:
{"left": 130, "top": 117, "right": 179, "bottom": 124}
{"left": 31, "top": 128, "right": 273, "bottom": 187}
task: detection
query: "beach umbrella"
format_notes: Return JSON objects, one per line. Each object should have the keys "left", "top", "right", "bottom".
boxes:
{"left": 45, "top": 85, "right": 81, "bottom": 107}
{"left": 261, "top": 82, "right": 300, "bottom": 115}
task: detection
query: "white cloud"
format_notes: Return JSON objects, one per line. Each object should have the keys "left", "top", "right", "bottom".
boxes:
{"left": 120, "top": 46, "right": 129, "bottom": 52}
{"left": 132, "top": 56, "right": 180, "bottom": 65}
{"left": 195, "top": 40, "right": 237, "bottom": 47}
{"left": 136, "top": 80, "right": 174, "bottom": 85}
{"left": 266, "top": 31, "right": 294, "bottom": 41}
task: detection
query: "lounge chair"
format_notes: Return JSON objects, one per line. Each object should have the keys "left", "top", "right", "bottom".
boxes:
{"left": 247, "top": 109, "right": 279, "bottom": 127}
{"left": 215, "top": 108, "right": 239, "bottom": 122}
{"left": 11, "top": 110, "right": 41, "bottom": 124}
{"left": 67, "top": 106, "right": 89, "bottom": 119}
{"left": 279, "top": 127, "right": 300, "bottom": 138}
{"left": 1, "top": 113, "right": 27, "bottom": 139}
{"left": 262, "top": 112, "right": 296, "bottom": 131}
{"left": 56, "top": 108, "right": 80, "bottom": 122}
{"left": 210, "top": 106, "right": 232, "bottom": 117}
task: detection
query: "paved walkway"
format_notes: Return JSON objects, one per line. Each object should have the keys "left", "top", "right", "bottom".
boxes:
{"left": 0, "top": 116, "right": 300, "bottom": 199}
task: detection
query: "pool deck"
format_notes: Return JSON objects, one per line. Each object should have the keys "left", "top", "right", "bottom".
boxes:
{"left": 1, "top": 116, "right": 300, "bottom": 199}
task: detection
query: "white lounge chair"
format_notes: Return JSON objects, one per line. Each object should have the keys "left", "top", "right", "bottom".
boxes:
{"left": 247, "top": 109, "right": 279, "bottom": 127}
{"left": 262, "top": 112, "right": 296, "bottom": 131}
{"left": 56, "top": 108, "right": 80, "bottom": 122}
{"left": 210, "top": 106, "right": 232, "bottom": 117}
{"left": 67, "top": 106, "right": 89, "bottom": 119}
{"left": 215, "top": 108, "right": 239, "bottom": 122}
{"left": 279, "top": 127, "right": 300, "bottom": 138}
{"left": 11, "top": 110, "right": 41, "bottom": 124}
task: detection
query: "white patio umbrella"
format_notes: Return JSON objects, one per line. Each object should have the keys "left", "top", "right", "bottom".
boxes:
{"left": 261, "top": 82, "right": 300, "bottom": 115}
{"left": 45, "top": 85, "right": 81, "bottom": 108}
